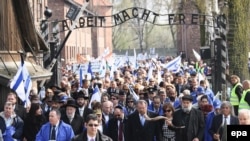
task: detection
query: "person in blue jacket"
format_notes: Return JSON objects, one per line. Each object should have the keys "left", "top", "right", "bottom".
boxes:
{"left": 204, "top": 99, "right": 221, "bottom": 141}
{"left": 36, "top": 109, "right": 75, "bottom": 141}
{"left": 0, "top": 101, "right": 24, "bottom": 141}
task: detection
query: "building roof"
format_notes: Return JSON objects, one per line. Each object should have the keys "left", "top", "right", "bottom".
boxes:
{"left": 0, "top": 61, "right": 52, "bottom": 86}
{"left": 12, "top": 0, "right": 49, "bottom": 51}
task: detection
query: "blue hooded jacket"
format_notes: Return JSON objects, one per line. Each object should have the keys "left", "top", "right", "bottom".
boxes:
{"left": 36, "top": 121, "right": 74, "bottom": 141}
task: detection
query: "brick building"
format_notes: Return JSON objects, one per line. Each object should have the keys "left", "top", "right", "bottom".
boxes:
{"left": 176, "top": 0, "right": 201, "bottom": 61}
{"left": 47, "top": 0, "right": 113, "bottom": 65}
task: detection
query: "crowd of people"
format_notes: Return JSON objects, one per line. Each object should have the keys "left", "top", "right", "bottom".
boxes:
{"left": 0, "top": 57, "right": 250, "bottom": 141}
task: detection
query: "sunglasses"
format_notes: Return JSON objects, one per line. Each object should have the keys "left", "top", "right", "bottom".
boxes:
{"left": 127, "top": 101, "right": 133, "bottom": 103}
{"left": 165, "top": 110, "right": 172, "bottom": 113}
{"left": 88, "top": 124, "right": 98, "bottom": 127}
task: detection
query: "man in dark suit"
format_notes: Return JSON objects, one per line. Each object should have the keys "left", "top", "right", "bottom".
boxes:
{"left": 126, "top": 100, "right": 161, "bottom": 141}
{"left": 102, "top": 101, "right": 114, "bottom": 135}
{"left": 61, "top": 99, "right": 84, "bottom": 135}
{"left": 81, "top": 79, "right": 93, "bottom": 97}
{"left": 175, "top": 74, "right": 189, "bottom": 96}
{"left": 107, "top": 105, "right": 128, "bottom": 141}
{"left": 107, "top": 81, "right": 118, "bottom": 95}
{"left": 172, "top": 95, "right": 205, "bottom": 141}
{"left": 71, "top": 114, "right": 112, "bottom": 141}
{"left": 145, "top": 87, "right": 157, "bottom": 106}
{"left": 75, "top": 91, "right": 93, "bottom": 122}
{"left": 209, "top": 101, "right": 239, "bottom": 141}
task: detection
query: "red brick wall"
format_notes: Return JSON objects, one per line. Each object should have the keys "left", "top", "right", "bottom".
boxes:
{"left": 176, "top": 1, "right": 201, "bottom": 61}
{"left": 48, "top": 0, "right": 112, "bottom": 64}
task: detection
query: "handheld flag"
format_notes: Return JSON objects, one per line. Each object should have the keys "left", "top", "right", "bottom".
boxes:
{"left": 128, "top": 85, "right": 139, "bottom": 101}
{"left": 87, "top": 62, "right": 93, "bottom": 76}
{"left": 164, "top": 56, "right": 182, "bottom": 73}
{"left": 88, "top": 86, "right": 101, "bottom": 109}
{"left": 10, "top": 54, "right": 32, "bottom": 106}
{"left": 192, "top": 49, "right": 201, "bottom": 61}
{"left": 147, "top": 63, "right": 153, "bottom": 82}
{"left": 79, "top": 66, "right": 83, "bottom": 87}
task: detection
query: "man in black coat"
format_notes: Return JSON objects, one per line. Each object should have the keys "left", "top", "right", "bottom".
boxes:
{"left": 75, "top": 91, "right": 93, "bottom": 122}
{"left": 71, "top": 114, "right": 112, "bottom": 141}
{"left": 107, "top": 105, "right": 128, "bottom": 141}
{"left": 61, "top": 99, "right": 84, "bottom": 135}
{"left": 209, "top": 101, "right": 239, "bottom": 141}
{"left": 172, "top": 95, "right": 205, "bottom": 141}
{"left": 126, "top": 100, "right": 161, "bottom": 141}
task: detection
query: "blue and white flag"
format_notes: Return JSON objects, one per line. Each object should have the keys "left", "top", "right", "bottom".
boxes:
{"left": 157, "top": 69, "right": 162, "bottom": 84}
{"left": 10, "top": 55, "right": 32, "bottom": 106}
{"left": 88, "top": 86, "right": 101, "bottom": 109}
{"left": 147, "top": 63, "right": 154, "bottom": 82}
{"left": 87, "top": 62, "right": 93, "bottom": 76}
{"left": 79, "top": 66, "right": 83, "bottom": 87}
{"left": 192, "top": 49, "right": 201, "bottom": 61}
{"left": 164, "top": 56, "right": 182, "bottom": 73}
{"left": 128, "top": 85, "right": 139, "bottom": 101}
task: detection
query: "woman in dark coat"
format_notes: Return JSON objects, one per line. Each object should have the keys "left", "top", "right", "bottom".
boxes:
{"left": 23, "top": 103, "right": 46, "bottom": 141}
{"left": 159, "top": 103, "right": 175, "bottom": 141}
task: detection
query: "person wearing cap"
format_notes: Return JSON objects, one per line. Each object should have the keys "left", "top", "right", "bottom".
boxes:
{"left": 145, "top": 87, "right": 157, "bottom": 106}
{"left": 36, "top": 109, "right": 75, "bottom": 141}
{"left": 229, "top": 75, "right": 243, "bottom": 116}
{"left": 171, "top": 95, "right": 205, "bottom": 141}
{"left": 61, "top": 99, "right": 84, "bottom": 135}
{"left": 209, "top": 101, "right": 239, "bottom": 141}
{"left": 75, "top": 91, "right": 93, "bottom": 122}
{"left": 204, "top": 99, "right": 221, "bottom": 141}
{"left": 107, "top": 105, "right": 128, "bottom": 141}
{"left": 71, "top": 114, "right": 112, "bottom": 141}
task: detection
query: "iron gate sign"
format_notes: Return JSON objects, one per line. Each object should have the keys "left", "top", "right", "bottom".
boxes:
{"left": 52, "top": 7, "right": 213, "bottom": 33}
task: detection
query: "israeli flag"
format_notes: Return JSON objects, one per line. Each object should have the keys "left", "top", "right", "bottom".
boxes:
{"left": 79, "top": 66, "right": 83, "bottom": 87}
{"left": 88, "top": 86, "right": 101, "bottom": 109}
{"left": 10, "top": 55, "right": 32, "bottom": 105}
{"left": 128, "top": 85, "right": 139, "bottom": 101}
{"left": 164, "top": 56, "right": 182, "bottom": 73}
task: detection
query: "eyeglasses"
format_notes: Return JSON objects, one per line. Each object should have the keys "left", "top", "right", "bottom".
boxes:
{"left": 127, "top": 101, "right": 133, "bottom": 103}
{"left": 165, "top": 110, "right": 172, "bottom": 113}
{"left": 88, "top": 124, "right": 98, "bottom": 127}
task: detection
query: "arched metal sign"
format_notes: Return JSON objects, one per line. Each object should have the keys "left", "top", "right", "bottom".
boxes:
{"left": 51, "top": 7, "right": 214, "bottom": 33}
